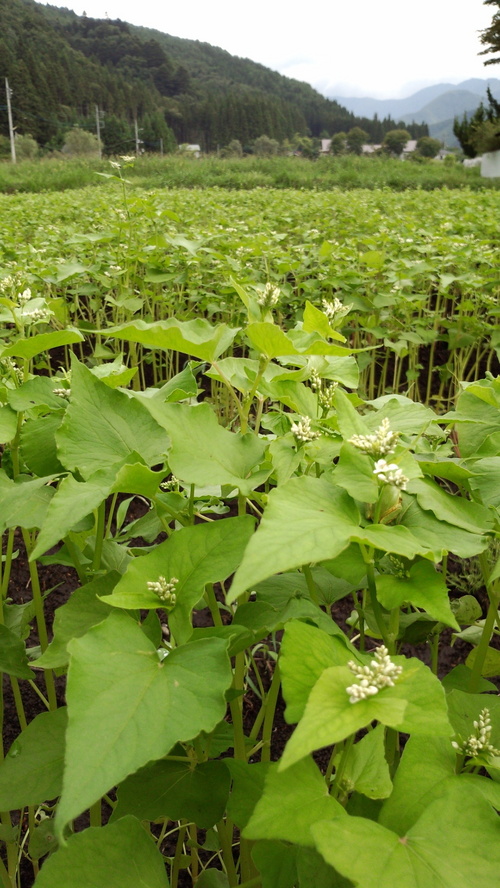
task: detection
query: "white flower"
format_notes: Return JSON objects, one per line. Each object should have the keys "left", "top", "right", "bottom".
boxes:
{"left": 257, "top": 282, "right": 280, "bottom": 308}
{"left": 346, "top": 645, "right": 403, "bottom": 704}
{"left": 322, "top": 297, "right": 352, "bottom": 321}
{"left": 290, "top": 416, "right": 319, "bottom": 442}
{"left": 160, "top": 476, "right": 179, "bottom": 491}
{"left": 349, "top": 418, "right": 399, "bottom": 458}
{"left": 452, "top": 709, "right": 500, "bottom": 758}
{"left": 119, "top": 155, "right": 136, "bottom": 163}
{"left": 17, "top": 287, "right": 32, "bottom": 304}
{"left": 372, "top": 459, "right": 408, "bottom": 490}
{"left": 147, "top": 576, "right": 178, "bottom": 607}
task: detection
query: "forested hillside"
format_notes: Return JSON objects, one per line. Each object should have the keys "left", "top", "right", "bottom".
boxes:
{"left": 0, "top": 0, "right": 429, "bottom": 152}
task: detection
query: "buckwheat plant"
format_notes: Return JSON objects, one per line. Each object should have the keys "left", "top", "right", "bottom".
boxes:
{"left": 147, "top": 576, "right": 178, "bottom": 608}
{"left": 346, "top": 645, "right": 403, "bottom": 704}
{"left": 372, "top": 459, "right": 409, "bottom": 490}
{"left": 452, "top": 708, "right": 500, "bottom": 759}
{"left": 290, "top": 415, "right": 319, "bottom": 443}
{"left": 349, "top": 417, "right": 400, "bottom": 458}
{"left": 257, "top": 282, "right": 280, "bottom": 310}
{"left": 309, "top": 368, "right": 338, "bottom": 412}
{"left": 322, "top": 296, "right": 352, "bottom": 322}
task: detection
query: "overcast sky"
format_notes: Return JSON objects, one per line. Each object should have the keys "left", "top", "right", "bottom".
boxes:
{"left": 41, "top": 0, "right": 496, "bottom": 99}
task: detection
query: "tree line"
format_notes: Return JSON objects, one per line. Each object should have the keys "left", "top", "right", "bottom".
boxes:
{"left": 0, "top": 0, "right": 429, "bottom": 155}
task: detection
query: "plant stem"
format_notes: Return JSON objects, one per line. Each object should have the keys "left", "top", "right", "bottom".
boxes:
{"left": 204, "top": 583, "right": 223, "bottom": 627}
{"left": 302, "top": 564, "right": 320, "bottom": 607}
{"left": 331, "top": 734, "right": 354, "bottom": 800}
{"left": 9, "top": 678, "right": 27, "bottom": 732}
{"left": 260, "top": 662, "right": 281, "bottom": 763}
{"left": 170, "top": 823, "right": 187, "bottom": 888}
{"left": 468, "top": 591, "right": 500, "bottom": 693}
{"left": 216, "top": 819, "right": 238, "bottom": 887}
{"left": 21, "top": 531, "right": 57, "bottom": 711}
{"left": 89, "top": 800, "right": 101, "bottom": 828}
{"left": 92, "top": 501, "right": 106, "bottom": 572}
{"left": 364, "top": 557, "right": 391, "bottom": 651}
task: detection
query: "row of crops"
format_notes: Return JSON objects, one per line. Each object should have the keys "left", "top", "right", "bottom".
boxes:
{"left": 0, "top": 176, "right": 500, "bottom": 887}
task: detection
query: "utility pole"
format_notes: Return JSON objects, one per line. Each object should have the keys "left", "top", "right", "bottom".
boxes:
{"left": 5, "top": 79, "right": 16, "bottom": 164}
{"left": 95, "top": 104, "right": 103, "bottom": 160}
{"left": 134, "top": 117, "right": 142, "bottom": 156}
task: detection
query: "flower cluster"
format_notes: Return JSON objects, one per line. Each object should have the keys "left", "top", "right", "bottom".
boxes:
{"left": 147, "top": 576, "right": 178, "bottom": 607}
{"left": 346, "top": 645, "right": 403, "bottom": 704}
{"left": 160, "top": 476, "right": 179, "bottom": 492}
{"left": 322, "top": 297, "right": 352, "bottom": 321}
{"left": 18, "top": 306, "right": 51, "bottom": 324}
{"left": 349, "top": 418, "right": 400, "bottom": 459}
{"left": 309, "top": 368, "right": 338, "bottom": 409}
{"left": 257, "top": 282, "right": 280, "bottom": 309}
{"left": 372, "top": 459, "right": 409, "bottom": 490}
{"left": 17, "top": 287, "right": 32, "bottom": 305}
{"left": 452, "top": 709, "right": 500, "bottom": 758}
{"left": 0, "top": 357, "right": 23, "bottom": 383}
{"left": 290, "top": 416, "right": 319, "bottom": 443}
{"left": 53, "top": 388, "right": 71, "bottom": 399}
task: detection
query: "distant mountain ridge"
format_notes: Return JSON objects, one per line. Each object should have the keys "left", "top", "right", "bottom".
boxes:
{"left": 330, "top": 79, "right": 500, "bottom": 147}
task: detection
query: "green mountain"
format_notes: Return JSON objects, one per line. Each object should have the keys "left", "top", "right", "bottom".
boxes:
{"left": 0, "top": 0, "right": 428, "bottom": 152}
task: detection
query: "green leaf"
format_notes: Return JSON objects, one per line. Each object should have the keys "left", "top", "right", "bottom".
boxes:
{"left": 446, "top": 690, "right": 500, "bottom": 743}
{"left": 246, "top": 323, "right": 350, "bottom": 358}
{"left": 34, "top": 573, "right": 118, "bottom": 669}
{"left": 32, "top": 463, "right": 164, "bottom": 561}
{"left": 467, "top": 457, "right": 500, "bottom": 507}
{"left": 244, "top": 758, "right": 344, "bottom": 847}
{"left": 334, "top": 443, "right": 379, "bottom": 503}
{"left": 56, "top": 356, "right": 167, "bottom": 479}
{"left": 400, "top": 499, "right": 489, "bottom": 559}
{"left": 55, "top": 612, "right": 231, "bottom": 834}
{"left": 466, "top": 645, "right": 500, "bottom": 677}
{"left": 225, "top": 760, "right": 270, "bottom": 829}
{"left": 0, "top": 328, "right": 84, "bottom": 361}
{"left": 113, "top": 760, "right": 230, "bottom": 828}
{"left": 0, "top": 405, "right": 17, "bottom": 443}
{"left": 31, "top": 472, "right": 110, "bottom": 560}
{"left": 376, "top": 560, "right": 459, "bottom": 629}
{"left": 0, "top": 623, "right": 33, "bottom": 678}
{"left": 340, "top": 724, "right": 392, "bottom": 799}
{"left": 252, "top": 841, "right": 298, "bottom": 888}
{"left": 312, "top": 783, "right": 500, "bottom": 888}
{"left": 0, "top": 474, "right": 55, "bottom": 533}
{"left": 408, "top": 477, "right": 493, "bottom": 534}
{"left": 7, "top": 376, "right": 65, "bottom": 411}
{"left": 34, "top": 816, "right": 169, "bottom": 888}
{"left": 105, "top": 317, "right": 239, "bottom": 362}
{"left": 296, "top": 847, "right": 351, "bottom": 888}
{"left": 441, "top": 665, "right": 496, "bottom": 694}
{"left": 159, "top": 402, "right": 270, "bottom": 495}
{"left": 280, "top": 621, "right": 355, "bottom": 723}
{"left": 302, "top": 301, "right": 346, "bottom": 342}
{"left": 334, "top": 388, "right": 370, "bottom": 439}
{"left": 351, "top": 525, "right": 435, "bottom": 561}
{"left": 0, "top": 708, "right": 67, "bottom": 809}
{"left": 101, "top": 516, "right": 254, "bottom": 643}
{"left": 280, "top": 657, "right": 450, "bottom": 770}
{"left": 228, "top": 477, "right": 359, "bottom": 602}
{"left": 21, "top": 413, "right": 65, "bottom": 477}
